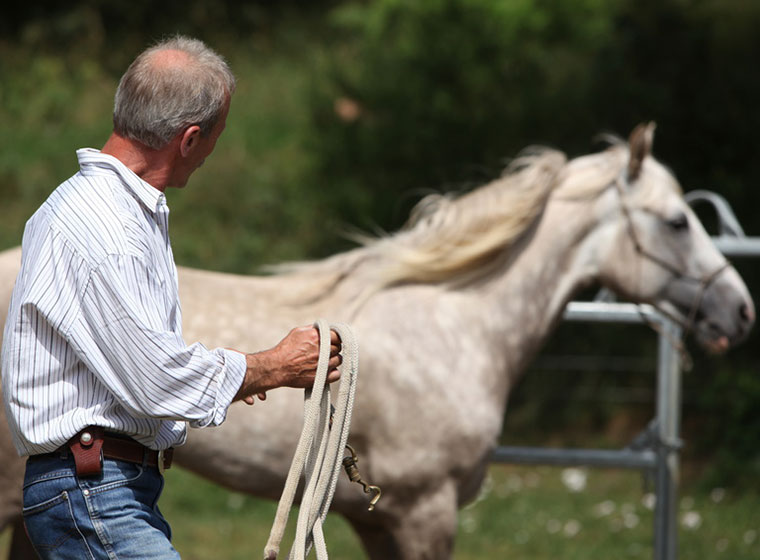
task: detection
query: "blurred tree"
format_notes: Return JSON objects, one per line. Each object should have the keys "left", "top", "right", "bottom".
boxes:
{"left": 306, "top": 0, "right": 619, "bottom": 232}
{"left": 585, "top": 0, "right": 760, "bottom": 231}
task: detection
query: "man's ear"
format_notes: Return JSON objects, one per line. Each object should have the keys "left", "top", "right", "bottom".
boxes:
{"left": 179, "top": 125, "right": 202, "bottom": 157}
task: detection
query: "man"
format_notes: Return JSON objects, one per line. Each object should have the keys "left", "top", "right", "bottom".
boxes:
{"left": 1, "top": 35, "right": 341, "bottom": 559}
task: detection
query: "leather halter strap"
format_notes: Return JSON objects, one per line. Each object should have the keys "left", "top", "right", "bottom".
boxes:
{"left": 611, "top": 174, "right": 731, "bottom": 337}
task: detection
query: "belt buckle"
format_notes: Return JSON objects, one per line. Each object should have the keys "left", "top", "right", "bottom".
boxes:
{"left": 158, "top": 449, "right": 165, "bottom": 474}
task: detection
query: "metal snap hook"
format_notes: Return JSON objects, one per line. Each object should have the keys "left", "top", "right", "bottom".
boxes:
{"left": 342, "top": 444, "right": 382, "bottom": 511}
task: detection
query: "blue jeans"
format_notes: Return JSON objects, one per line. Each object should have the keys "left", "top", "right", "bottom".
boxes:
{"left": 23, "top": 452, "right": 180, "bottom": 559}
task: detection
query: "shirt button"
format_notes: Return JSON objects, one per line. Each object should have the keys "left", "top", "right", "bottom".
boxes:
{"left": 83, "top": 489, "right": 90, "bottom": 496}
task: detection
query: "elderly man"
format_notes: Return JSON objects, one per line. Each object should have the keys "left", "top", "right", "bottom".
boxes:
{"left": 1, "top": 35, "right": 341, "bottom": 559}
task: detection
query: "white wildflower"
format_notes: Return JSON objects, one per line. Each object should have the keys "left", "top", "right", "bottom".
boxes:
{"left": 681, "top": 511, "right": 702, "bottom": 530}
{"left": 560, "top": 468, "right": 588, "bottom": 492}
{"left": 744, "top": 529, "right": 757, "bottom": 545}
{"left": 623, "top": 512, "right": 640, "bottom": 529}
{"left": 507, "top": 474, "right": 523, "bottom": 491}
{"left": 563, "top": 519, "right": 582, "bottom": 537}
{"left": 460, "top": 511, "right": 477, "bottom": 534}
{"left": 593, "top": 500, "right": 616, "bottom": 517}
{"left": 710, "top": 488, "right": 726, "bottom": 503}
{"left": 641, "top": 493, "right": 656, "bottom": 510}
{"left": 546, "top": 519, "right": 562, "bottom": 534}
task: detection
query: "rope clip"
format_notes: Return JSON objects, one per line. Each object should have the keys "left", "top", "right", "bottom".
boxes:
{"left": 342, "top": 444, "right": 382, "bottom": 511}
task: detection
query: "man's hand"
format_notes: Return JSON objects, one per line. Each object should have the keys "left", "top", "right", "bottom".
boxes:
{"left": 234, "top": 325, "right": 342, "bottom": 404}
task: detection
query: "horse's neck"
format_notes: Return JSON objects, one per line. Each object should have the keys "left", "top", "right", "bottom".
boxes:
{"left": 485, "top": 196, "right": 602, "bottom": 376}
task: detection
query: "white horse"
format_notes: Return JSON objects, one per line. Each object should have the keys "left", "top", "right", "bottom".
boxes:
{"left": 0, "top": 124, "right": 754, "bottom": 559}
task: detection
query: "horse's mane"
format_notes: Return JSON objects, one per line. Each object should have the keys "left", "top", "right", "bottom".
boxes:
{"left": 272, "top": 142, "right": 632, "bottom": 306}
{"left": 355, "top": 148, "right": 567, "bottom": 286}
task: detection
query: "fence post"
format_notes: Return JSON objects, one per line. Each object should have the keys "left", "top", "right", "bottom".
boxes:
{"left": 653, "top": 319, "right": 683, "bottom": 560}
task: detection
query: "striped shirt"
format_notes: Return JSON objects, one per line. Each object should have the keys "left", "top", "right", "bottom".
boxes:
{"left": 1, "top": 149, "right": 247, "bottom": 456}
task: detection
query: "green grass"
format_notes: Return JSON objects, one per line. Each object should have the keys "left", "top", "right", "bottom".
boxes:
{"left": 150, "top": 465, "right": 760, "bottom": 559}
{"left": 5, "top": 464, "right": 755, "bottom": 559}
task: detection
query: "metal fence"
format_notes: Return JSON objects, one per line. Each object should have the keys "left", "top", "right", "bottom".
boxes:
{"left": 492, "top": 301, "right": 682, "bottom": 560}
{"left": 490, "top": 191, "right": 759, "bottom": 560}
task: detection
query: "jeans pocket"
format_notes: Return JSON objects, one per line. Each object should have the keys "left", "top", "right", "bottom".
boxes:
{"left": 82, "top": 460, "right": 144, "bottom": 495}
{"left": 22, "top": 490, "right": 90, "bottom": 555}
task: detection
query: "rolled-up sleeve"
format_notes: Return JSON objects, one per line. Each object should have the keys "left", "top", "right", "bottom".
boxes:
{"left": 72, "top": 253, "right": 246, "bottom": 427}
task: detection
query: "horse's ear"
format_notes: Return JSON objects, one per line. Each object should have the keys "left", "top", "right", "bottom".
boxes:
{"left": 627, "top": 122, "right": 656, "bottom": 182}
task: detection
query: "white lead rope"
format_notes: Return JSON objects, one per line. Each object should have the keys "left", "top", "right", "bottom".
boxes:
{"left": 264, "top": 320, "right": 359, "bottom": 560}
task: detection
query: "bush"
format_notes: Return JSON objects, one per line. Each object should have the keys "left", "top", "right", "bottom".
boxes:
{"left": 306, "top": 0, "right": 618, "bottom": 230}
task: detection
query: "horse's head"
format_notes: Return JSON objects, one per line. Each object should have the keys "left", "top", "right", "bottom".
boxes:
{"left": 594, "top": 123, "right": 754, "bottom": 353}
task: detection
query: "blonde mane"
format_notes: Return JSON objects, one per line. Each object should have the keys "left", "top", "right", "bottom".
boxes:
{"left": 361, "top": 148, "right": 567, "bottom": 287}
{"left": 272, "top": 143, "right": 638, "bottom": 307}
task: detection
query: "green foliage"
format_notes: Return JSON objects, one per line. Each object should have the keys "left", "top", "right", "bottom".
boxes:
{"left": 0, "top": 15, "right": 342, "bottom": 272}
{"left": 307, "top": 0, "right": 619, "bottom": 230}
{"left": 688, "top": 362, "right": 760, "bottom": 490}
{"left": 583, "top": 0, "right": 760, "bottom": 229}
{"left": 0, "top": 49, "right": 114, "bottom": 248}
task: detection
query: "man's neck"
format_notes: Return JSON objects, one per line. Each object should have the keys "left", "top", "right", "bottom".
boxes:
{"left": 101, "top": 133, "right": 175, "bottom": 192}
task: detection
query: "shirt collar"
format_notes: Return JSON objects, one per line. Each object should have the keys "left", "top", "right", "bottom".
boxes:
{"left": 76, "top": 148, "right": 166, "bottom": 213}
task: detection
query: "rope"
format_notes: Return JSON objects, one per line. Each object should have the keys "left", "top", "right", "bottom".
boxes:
{"left": 264, "top": 320, "right": 359, "bottom": 560}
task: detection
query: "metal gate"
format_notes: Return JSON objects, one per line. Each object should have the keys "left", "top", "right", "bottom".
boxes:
{"left": 490, "top": 190, "right": 760, "bottom": 560}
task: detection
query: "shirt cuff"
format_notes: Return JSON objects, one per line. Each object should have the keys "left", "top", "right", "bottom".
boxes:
{"left": 190, "top": 349, "right": 247, "bottom": 428}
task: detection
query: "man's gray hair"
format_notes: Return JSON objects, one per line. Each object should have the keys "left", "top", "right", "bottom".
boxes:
{"left": 113, "top": 35, "right": 236, "bottom": 150}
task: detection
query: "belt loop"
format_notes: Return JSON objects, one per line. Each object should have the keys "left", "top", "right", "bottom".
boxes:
{"left": 141, "top": 447, "right": 149, "bottom": 469}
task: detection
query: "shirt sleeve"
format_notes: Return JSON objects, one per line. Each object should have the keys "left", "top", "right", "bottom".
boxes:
{"left": 71, "top": 253, "right": 246, "bottom": 427}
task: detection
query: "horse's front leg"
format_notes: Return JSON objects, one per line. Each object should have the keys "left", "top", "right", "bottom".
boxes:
{"left": 348, "top": 480, "right": 458, "bottom": 560}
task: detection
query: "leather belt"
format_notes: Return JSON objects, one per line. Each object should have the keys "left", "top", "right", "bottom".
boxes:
{"left": 46, "top": 427, "right": 173, "bottom": 476}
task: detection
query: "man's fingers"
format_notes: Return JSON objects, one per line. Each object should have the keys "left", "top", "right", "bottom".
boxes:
{"left": 329, "top": 329, "right": 342, "bottom": 355}
{"left": 328, "top": 354, "right": 343, "bottom": 369}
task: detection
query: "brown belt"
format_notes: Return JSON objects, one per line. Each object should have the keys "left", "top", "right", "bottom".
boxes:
{"left": 60, "top": 427, "right": 173, "bottom": 476}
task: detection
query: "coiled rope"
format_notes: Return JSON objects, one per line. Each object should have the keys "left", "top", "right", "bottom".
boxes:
{"left": 264, "top": 320, "right": 359, "bottom": 560}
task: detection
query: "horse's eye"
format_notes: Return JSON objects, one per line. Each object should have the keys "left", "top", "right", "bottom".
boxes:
{"left": 667, "top": 213, "right": 689, "bottom": 231}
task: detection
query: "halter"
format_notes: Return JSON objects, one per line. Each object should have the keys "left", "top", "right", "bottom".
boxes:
{"left": 612, "top": 174, "right": 731, "bottom": 356}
